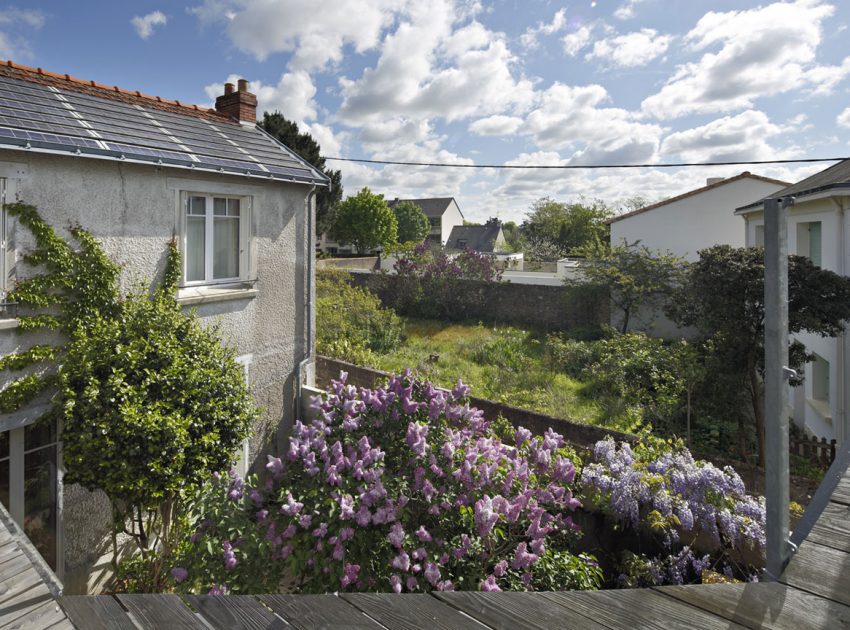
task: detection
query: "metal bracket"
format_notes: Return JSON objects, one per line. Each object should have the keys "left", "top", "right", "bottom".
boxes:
{"left": 782, "top": 366, "right": 798, "bottom": 380}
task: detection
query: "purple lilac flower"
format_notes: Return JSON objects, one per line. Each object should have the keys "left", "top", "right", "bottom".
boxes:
{"left": 480, "top": 575, "right": 502, "bottom": 592}
{"left": 170, "top": 567, "right": 188, "bottom": 583}
{"left": 222, "top": 542, "right": 237, "bottom": 570}
{"left": 340, "top": 563, "right": 360, "bottom": 589}
{"left": 208, "top": 583, "right": 229, "bottom": 596}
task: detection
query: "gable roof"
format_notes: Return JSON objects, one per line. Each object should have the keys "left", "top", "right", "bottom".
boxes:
{"left": 736, "top": 159, "right": 850, "bottom": 213}
{"left": 446, "top": 224, "right": 502, "bottom": 253}
{"left": 387, "top": 197, "right": 463, "bottom": 219}
{"left": 0, "top": 60, "right": 328, "bottom": 186}
{"left": 608, "top": 172, "right": 790, "bottom": 224}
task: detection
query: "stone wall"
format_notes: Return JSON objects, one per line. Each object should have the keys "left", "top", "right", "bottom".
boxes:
{"left": 347, "top": 272, "right": 608, "bottom": 332}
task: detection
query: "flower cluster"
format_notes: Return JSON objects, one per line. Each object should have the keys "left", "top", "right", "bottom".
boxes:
{"left": 179, "top": 371, "right": 599, "bottom": 594}
{"left": 394, "top": 242, "right": 502, "bottom": 283}
{"left": 582, "top": 437, "right": 766, "bottom": 552}
{"left": 617, "top": 547, "right": 712, "bottom": 588}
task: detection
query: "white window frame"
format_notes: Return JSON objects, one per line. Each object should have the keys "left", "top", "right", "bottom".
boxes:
{"left": 180, "top": 192, "right": 251, "bottom": 287}
{"left": 234, "top": 354, "right": 253, "bottom": 477}
{"left": 1, "top": 178, "right": 7, "bottom": 309}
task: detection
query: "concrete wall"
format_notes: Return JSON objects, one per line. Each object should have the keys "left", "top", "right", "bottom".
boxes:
{"left": 0, "top": 152, "right": 313, "bottom": 592}
{"left": 610, "top": 178, "right": 787, "bottom": 261}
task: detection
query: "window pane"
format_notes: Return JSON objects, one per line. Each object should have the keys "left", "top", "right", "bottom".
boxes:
{"left": 214, "top": 197, "right": 227, "bottom": 216}
{"left": 809, "top": 222, "right": 822, "bottom": 267}
{"left": 24, "top": 420, "right": 56, "bottom": 452}
{"left": 227, "top": 198, "right": 241, "bottom": 217}
{"left": 213, "top": 218, "right": 239, "bottom": 279}
{"left": 188, "top": 196, "right": 205, "bottom": 215}
{"left": 186, "top": 216, "right": 206, "bottom": 282}
{"left": 24, "top": 444, "right": 57, "bottom": 569}
{"left": 0, "top": 456, "right": 8, "bottom": 511}
{"left": 0, "top": 430, "right": 7, "bottom": 459}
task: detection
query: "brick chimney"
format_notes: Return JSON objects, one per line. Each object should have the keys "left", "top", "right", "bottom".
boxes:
{"left": 215, "top": 78, "right": 257, "bottom": 123}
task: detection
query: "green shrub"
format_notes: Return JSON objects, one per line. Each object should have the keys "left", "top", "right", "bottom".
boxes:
{"left": 544, "top": 335, "right": 599, "bottom": 378}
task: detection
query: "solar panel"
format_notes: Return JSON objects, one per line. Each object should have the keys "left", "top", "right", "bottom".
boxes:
{"left": 0, "top": 74, "right": 327, "bottom": 185}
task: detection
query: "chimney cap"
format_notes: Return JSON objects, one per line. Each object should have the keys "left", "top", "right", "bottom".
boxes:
{"left": 237, "top": 79, "right": 249, "bottom": 92}
{"left": 224, "top": 82, "right": 235, "bottom": 95}
{"left": 706, "top": 177, "right": 724, "bottom": 186}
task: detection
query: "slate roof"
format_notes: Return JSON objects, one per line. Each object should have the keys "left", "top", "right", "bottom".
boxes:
{"left": 608, "top": 172, "right": 789, "bottom": 224}
{"left": 0, "top": 60, "right": 328, "bottom": 186}
{"left": 445, "top": 224, "right": 503, "bottom": 253}
{"left": 737, "top": 159, "right": 850, "bottom": 212}
{"left": 387, "top": 197, "right": 463, "bottom": 219}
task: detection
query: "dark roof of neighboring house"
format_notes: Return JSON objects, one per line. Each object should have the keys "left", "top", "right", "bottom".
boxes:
{"left": 736, "top": 159, "right": 850, "bottom": 213}
{"left": 387, "top": 197, "right": 463, "bottom": 219}
{"left": 608, "top": 172, "right": 790, "bottom": 224}
{"left": 0, "top": 59, "right": 328, "bottom": 186}
{"left": 445, "top": 224, "right": 503, "bottom": 253}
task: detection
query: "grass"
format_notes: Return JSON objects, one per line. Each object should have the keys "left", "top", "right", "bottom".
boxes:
{"left": 363, "top": 318, "right": 609, "bottom": 427}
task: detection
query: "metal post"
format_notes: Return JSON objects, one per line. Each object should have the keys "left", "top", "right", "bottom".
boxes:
{"left": 764, "top": 196, "right": 793, "bottom": 579}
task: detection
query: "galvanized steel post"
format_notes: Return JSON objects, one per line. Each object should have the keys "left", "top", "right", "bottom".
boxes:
{"left": 764, "top": 196, "right": 793, "bottom": 579}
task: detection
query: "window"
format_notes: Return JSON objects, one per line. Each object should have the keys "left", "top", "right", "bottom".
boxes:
{"left": 0, "top": 420, "right": 60, "bottom": 571}
{"left": 754, "top": 224, "right": 765, "bottom": 248}
{"left": 812, "top": 353, "right": 830, "bottom": 404}
{"left": 183, "top": 194, "right": 248, "bottom": 285}
{"left": 456, "top": 238, "right": 468, "bottom": 249}
{"left": 1, "top": 178, "right": 7, "bottom": 312}
{"left": 796, "top": 221, "right": 822, "bottom": 267}
{"left": 429, "top": 217, "right": 440, "bottom": 229}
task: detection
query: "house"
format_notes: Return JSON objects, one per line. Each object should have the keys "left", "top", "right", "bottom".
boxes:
{"left": 445, "top": 223, "right": 507, "bottom": 253}
{"left": 736, "top": 159, "right": 850, "bottom": 445}
{"left": 387, "top": 197, "right": 464, "bottom": 246}
{"left": 608, "top": 172, "right": 789, "bottom": 261}
{"left": 0, "top": 60, "right": 327, "bottom": 593}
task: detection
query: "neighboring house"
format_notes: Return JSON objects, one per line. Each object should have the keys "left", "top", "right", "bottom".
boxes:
{"left": 736, "top": 159, "right": 850, "bottom": 445}
{"left": 387, "top": 197, "right": 464, "bottom": 246}
{"left": 0, "top": 61, "right": 327, "bottom": 593}
{"left": 445, "top": 223, "right": 507, "bottom": 253}
{"left": 608, "top": 172, "right": 789, "bottom": 261}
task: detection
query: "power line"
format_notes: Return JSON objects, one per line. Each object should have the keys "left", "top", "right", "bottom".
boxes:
{"left": 322, "top": 156, "right": 846, "bottom": 169}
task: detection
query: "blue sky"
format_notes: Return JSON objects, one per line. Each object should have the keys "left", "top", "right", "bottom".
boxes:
{"left": 5, "top": 0, "right": 850, "bottom": 222}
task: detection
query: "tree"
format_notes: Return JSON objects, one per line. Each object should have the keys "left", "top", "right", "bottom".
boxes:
{"left": 567, "top": 241, "right": 685, "bottom": 334}
{"left": 502, "top": 220, "right": 523, "bottom": 252}
{"left": 261, "top": 112, "right": 342, "bottom": 233}
{"left": 333, "top": 187, "right": 398, "bottom": 254}
{"left": 667, "top": 245, "right": 850, "bottom": 468}
{"left": 521, "top": 198, "right": 613, "bottom": 260}
{"left": 392, "top": 200, "right": 430, "bottom": 244}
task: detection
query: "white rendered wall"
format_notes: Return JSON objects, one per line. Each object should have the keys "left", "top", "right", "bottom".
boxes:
{"left": 440, "top": 200, "right": 464, "bottom": 246}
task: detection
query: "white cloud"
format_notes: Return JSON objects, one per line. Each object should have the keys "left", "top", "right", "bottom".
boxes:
{"left": 0, "top": 7, "right": 45, "bottom": 59}
{"left": 469, "top": 115, "right": 523, "bottom": 136}
{"left": 131, "top": 10, "right": 167, "bottom": 40}
{"left": 614, "top": 0, "right": 648, "bottom": 20}
{"left": 189, "top": 0, "right": 406, "bottom": 69}
{"left": 562, "top": 25, "right": 592, "bottom": 57}
{"left": 838, "top": 107, "right": 850, "bottom": 129}
{"left": 520, "top": 8, "right": 567, "bottom": 50}
{"left": 586, "top": 28, "right": 670, "bottom": 68}
{"left": 642, "top": 0, "right": 842, "bottom": 119}
{"left": 660, "top": 110, "right": 791, "bottom": 163}
{"left": 204, "top": 71, "right": 318, "bottom": 126}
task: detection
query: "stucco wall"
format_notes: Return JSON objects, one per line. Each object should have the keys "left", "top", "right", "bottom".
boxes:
{"left": 440, "top": 201, "right": 464, "bottom": 246}
{"left": 0, "top": 152, "right": 313, "bottom": 592}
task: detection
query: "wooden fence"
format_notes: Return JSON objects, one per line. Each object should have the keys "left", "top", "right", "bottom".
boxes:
{"left": 790, "top": 436, "right": 837, "bottom": 467}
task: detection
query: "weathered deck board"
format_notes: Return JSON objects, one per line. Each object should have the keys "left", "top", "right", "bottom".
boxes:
{"left": 435, "top": 591, "right": 605, "bottom": 629}
{"left": 0, "top": 582, "right": 53, "bottom": 628}
{"left": 807, "top": 500, "right": 850, "bottom": 552}
{"left": 543, "top": 588, "right": 747, "bottom": 629}
{"left": 0, "top": 568, "right": 47, "bottom": 606}
{"left": 657, "top": 582, "right": 850, "bottom": 629}
{"left": 781, "top": 540, "right": 850, "bottom": 606}
{"left": 259, "top": 594, "right": 384, "bottom": 629}
{"left": 186, "top": 594, "right": 290, "bottom": 629}
{"left": 834, "top": 469, "right": 850, "bottom": 505}
{"left": 58, "top": 596, "right": 138, "bottom": 630}
{"left": 343, "top": 592, "right": 489, "bottom": 630}
{"left": 116, "top": 594, "right": 207, "bottom": 629}
{"left": 6, "top": 599, "right": 69, "bottom": 630}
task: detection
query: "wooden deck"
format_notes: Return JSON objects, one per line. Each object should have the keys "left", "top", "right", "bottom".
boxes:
{"left": 5, "top": 457, "right": 847, "bottom": 629}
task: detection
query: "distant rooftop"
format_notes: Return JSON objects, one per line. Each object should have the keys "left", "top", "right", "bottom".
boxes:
{"left": 387, "top": 197, "right": 463, "bottom": 219}
{"left": 737, "top": 158, "right": 850, "bottom": 212}
{"left": 446, "top": 224, "right": 503, "bottom": 253}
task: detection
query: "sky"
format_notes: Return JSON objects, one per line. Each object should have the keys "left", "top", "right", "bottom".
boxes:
{"left": 5, "top": 0, "right": 850, "bottom": 223}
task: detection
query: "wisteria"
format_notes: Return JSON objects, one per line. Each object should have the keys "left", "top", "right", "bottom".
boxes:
{"left": 582, "top": 437, "right": 766, "bottom": 553}
{"left": 176, "top": 371, "right": 599, "bottom": 594}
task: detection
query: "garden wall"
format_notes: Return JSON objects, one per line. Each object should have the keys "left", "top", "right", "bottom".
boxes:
{"left": 346, "top": 271, "right": 609, "bottom": 332}
{"left": 315, "top": 355, "right": 634, "bottom": 449}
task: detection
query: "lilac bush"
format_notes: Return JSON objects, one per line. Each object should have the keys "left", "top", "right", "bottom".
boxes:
{"left": 172, "top": 372, "right": 600, "bottom": 594}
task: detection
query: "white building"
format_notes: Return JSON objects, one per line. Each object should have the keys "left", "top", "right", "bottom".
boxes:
{"left": 609, "top": 172, "right": 789, "bottom": 261}
{"left": 388, "top": 197, "right": 464, "bottom": 247}
{"left": 737, "top": 160, "right": 850, "bottom": 445}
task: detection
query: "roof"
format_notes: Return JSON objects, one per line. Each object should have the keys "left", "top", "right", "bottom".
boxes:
{"left": 387, "top": 197, "right": 463, "bottom": 219}
{"left": 445, "top": 224, "right": 503, "bottom": 253}
{"left": 737, "top": 158, "right": 850, "bottom": 213}
{"left": 0, "top": 60, "right": 328, "bottom": 186}
{"left": 608, "top": 172, "right": 790, "bottom": 224}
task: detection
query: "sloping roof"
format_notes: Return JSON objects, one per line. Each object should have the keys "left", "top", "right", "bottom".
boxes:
{"left": 608, "top": 172, "right": 790, "bottom": 224}
{"left": 387, "top": 197, "right": 463, "bottom": 219}
{"left": 446, "top": 224, "right": 502, "bottom": 253}
{"left": 736, "top": 159, "right": 850, "bottom": 213}
{"left": 0, "top": 60, "right": 328, "bottom": 186}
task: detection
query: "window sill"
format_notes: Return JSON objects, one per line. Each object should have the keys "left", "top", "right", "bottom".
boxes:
{"left": 807, "top": 398, "right": 832, "bottom": 423}
{"left": 176, "top": 283, "right": 258, "bottom": 306}
{"left": 0, "top": 317, "right": 19, "bottom": 330}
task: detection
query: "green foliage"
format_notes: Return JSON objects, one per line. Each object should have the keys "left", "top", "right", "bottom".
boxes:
{"left": 667, "top": 245, "right": 850, "bottom": 466}
{"left": 261, "top": 112, "right": 342, "bottom": 233}
{"left": 332, "top": 187, "right": 398, "bottom": 254}
{"left": 316, "top": 270, "right": 404, "bottom": 364}
{"left": 520, "top": 197, "right": 613, "bottom": 260}
{"left": 568, "top": 241, "right": 685, "bottom": 333}
{"left": 392, "top": 200, "right": 430, "bottom": 244}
